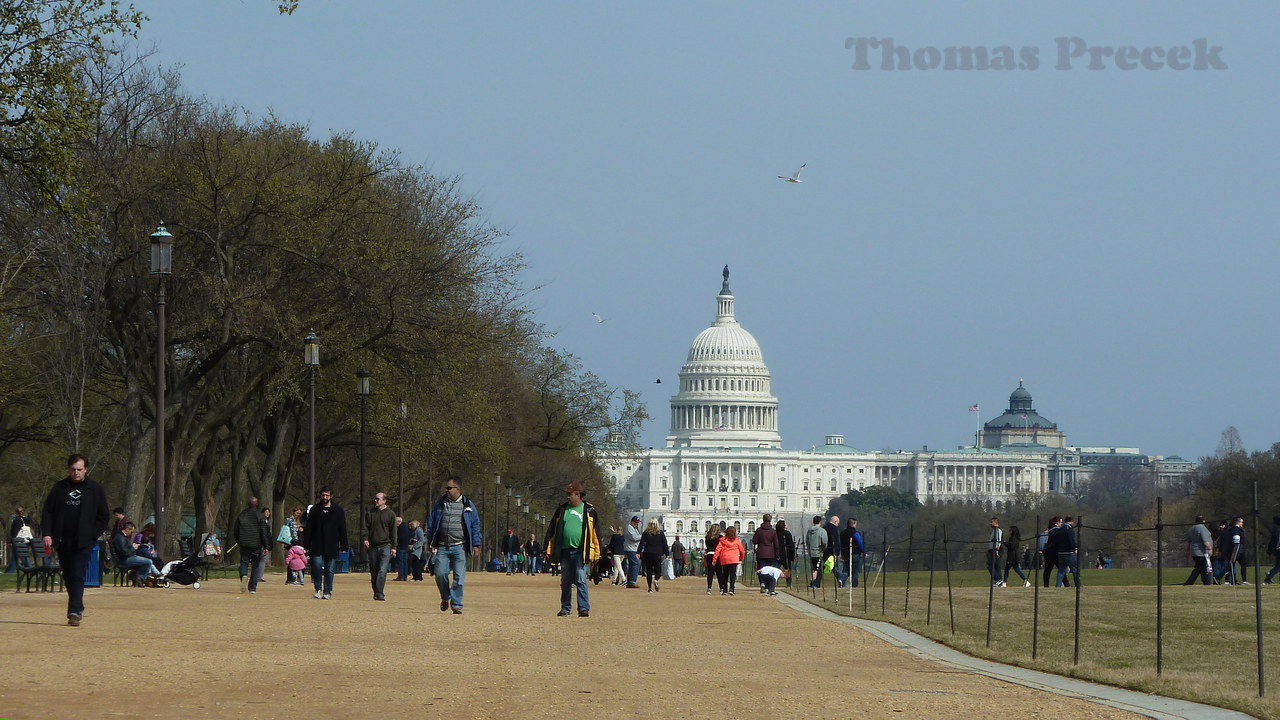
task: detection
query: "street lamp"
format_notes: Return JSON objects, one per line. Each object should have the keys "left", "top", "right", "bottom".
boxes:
{"left": 150, "top": 222, "right": 173, "bottom": 558}
{"left": 493, "top": 474, "right": 502, "bottom": 564}
{"left": 357, "top": 367, "right": 372, "bottom": 566}
{"left": 505, "top": 485, "right": 513, "bottom": 538}
{"left": 397, "top": 402, "right": 407, "bottom": 517}
{"left": 303, "top": 331, "right": 320, "bottom": 505}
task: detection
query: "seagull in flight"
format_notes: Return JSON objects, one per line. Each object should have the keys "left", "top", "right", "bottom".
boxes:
{"left": 591, "top": 313, "right": 608, "bottom": 324}
{"left": 777, "top": 163, "right": 806, "bottom": 183}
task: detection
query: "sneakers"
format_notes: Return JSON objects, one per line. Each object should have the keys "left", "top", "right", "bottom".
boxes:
{"left": 706, "top": 589, "right": 712, "bottom": 595}
{"left": 322, "top": 593, "right": 331, "bottom": 600}
{"left": 67, "top": 613, "right": 81, "bottom": 627}
{"left": 314, "top": 590, "right": 323, "bottom": 599}
{"left": 452, "top": 607, "right": 462, "bottom": 614}
{"left": 993, "top": 581, "right": 1006, "bottom": 587}
{"left": 647, "top": 588, "right": 653, "bottom": 593}
{"left": 654, "top": 582, "right": 659, "bottom": 592}
{"left": 767, "top": 591, "right": 779, "bottom": 596}
{"left": 557, "top": 610, "right": 571, "bottom": 616}
{"left": 241, "top": 576, "right": 249, "bottom": 593}
{"left": 1024, "top": 580, "right": 1032, "bottom": 588}
{"left": 728, "top": 590, "right": 735, "bottom": 596}
{"left": 578, "top": 610, "right": 589, "bottom": 617}
{"left": 374, "top": 595, "right": 385, "bottom": 601}
{"left": 249, "top": 590, "right": 256, "bottom": 594}
{"left": 625, "top": 582, "right": 640, "bottom": 589}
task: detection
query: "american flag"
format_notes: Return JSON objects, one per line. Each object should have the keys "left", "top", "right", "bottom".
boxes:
{"left": 967, "top": 404, "right": 979, "bottom": 412}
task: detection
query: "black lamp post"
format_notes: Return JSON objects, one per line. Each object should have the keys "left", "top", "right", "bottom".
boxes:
{"left": 397, "top": 402, "right": 406, "bottom": 517}
{"left": 150, "top": 222, "right": 173, "bottom": 557}
{"left": 493, "top": 474, "right": 501, "bottom": 561}
{"left": 357, "top": 367, "right": 371, "bottom": 566}
{"left": 303, "top": 331, "right": 320, "bottom": 505}
{"left": 505, "top": 485, "right": 513, "bottom": 538}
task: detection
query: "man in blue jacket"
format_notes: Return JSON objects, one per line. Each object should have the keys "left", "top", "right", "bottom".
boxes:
{"left": 426, "top": 477, "right": 482, "bottom": 614}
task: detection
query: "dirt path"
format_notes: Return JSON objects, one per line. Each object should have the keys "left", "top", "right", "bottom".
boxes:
{"left": 0, "top": 572, "right": 1143, "bottom": 719}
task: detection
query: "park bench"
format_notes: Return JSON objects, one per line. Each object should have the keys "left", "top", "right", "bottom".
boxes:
{"left": 14, "top": 542, "right": 62, "bottom": 593}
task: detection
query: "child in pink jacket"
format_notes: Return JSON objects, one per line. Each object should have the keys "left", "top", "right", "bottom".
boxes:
{"left": 286, "top": 541, "right": 308, "bottom": 585}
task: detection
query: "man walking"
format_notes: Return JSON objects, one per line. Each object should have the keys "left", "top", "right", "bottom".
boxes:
{"left": 822, "top": 514, "right": 841, "bottom": 585}
{"left": 1056, "top": 517, "right": 1081, "bottom": 588}
{"left": 1182, "top": 515, "right": 1214, "bottom": 585}
{"left": 394, "top": 515, "right": 412, "bottom": 581}
{"left": 841, "top": 518, "right": 866, "bottom": 588}
{"left": 305, "top": 487, "right": 349, "bottom": 600}
{"left": 1222, "top": 516, "right": 1248, "bottom": 585}
{"left": 623, "top": 515, "right": 642, "bottom": 588}
{"left": 987, "top": 517, "right": 1005, "bottom": 587}
{"left": 501, "top": 528, "right": 521, "bottom": 575}
{"left": 523, "top": 533, "right": 542, "bottom": 575}
{"left": 752, "top": 514, "right": 779, "bottom": 591}
{"left": 1264, "top": 514, "right": 1280, "bottom": 585}
{"left": 804, "top": 515, "right": 827, "bottom": 589}
{"left": 232, "top": 496, "right": 272, "bottom": 594}
{"left": 670, "top": 535, "right": 686, "bottom": 577}
{"left": 364, "top": 492, "right": 396, "bottom": 600}
{"left": 40, "top": 454, "right": 110, "bottom": 626}
{"left": 426, "top": 477, "right": 482, "bottom": 614}
{"left": 544, "top": 482, "right": 601, "bottom": 617}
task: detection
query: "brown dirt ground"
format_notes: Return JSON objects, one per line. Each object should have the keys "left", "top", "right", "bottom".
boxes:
{"left": 0, "top": 571, "right": 1145, "bottom": 720}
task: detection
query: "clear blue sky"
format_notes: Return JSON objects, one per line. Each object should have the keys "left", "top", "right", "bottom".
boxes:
{"left": 130, "top": 1, "right": 1277, "bottom": 461}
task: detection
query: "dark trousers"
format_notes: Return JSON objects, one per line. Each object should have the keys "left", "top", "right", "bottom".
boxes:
{"left": 58, "top": 543, "right": 94, "bottom": 617}
{"left": 1183, "top": 556, "right": 1212, "bottom": 585}
{"left": 410, "top": 554, "right": 424, "bottom": 581}
{"left": 1043, "top": 552, "right": 1069, "bottom": 587}
{"left": 641, "top": 554, "right": 662, "bottom": 588}
{"left": 369, "top": 544, "right": 392, "bottom": 598}
{"left": 717, "top": 562, "right": 739, "bottom": 593}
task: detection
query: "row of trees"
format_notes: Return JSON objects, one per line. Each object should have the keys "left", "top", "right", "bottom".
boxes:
{"left": 0, "top": 5, "right": 647, "bottom": 558}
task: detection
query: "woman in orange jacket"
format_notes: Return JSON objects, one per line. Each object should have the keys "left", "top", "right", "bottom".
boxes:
{"left": 713, "top": 526, "right": 746, "bottom": 596}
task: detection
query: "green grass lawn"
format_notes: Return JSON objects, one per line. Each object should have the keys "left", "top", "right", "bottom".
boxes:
{"left": 786, "top": 567, "right": 1280, "bottom": 719}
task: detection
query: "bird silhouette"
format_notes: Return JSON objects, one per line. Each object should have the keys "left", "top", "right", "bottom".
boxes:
{"left": 591, "top": 313, "right": 608, "bottom": 323}
{"left": 777, "top": 163, "right": 806, "bottom": 183}
{"left": 655, "top": 379, "right": 662, "bottom": 384}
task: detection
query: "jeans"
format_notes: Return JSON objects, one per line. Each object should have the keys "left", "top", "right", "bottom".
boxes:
{"left": 58, "top": 544, "right": 95, "bottom": 617}
{"left": 527, "top": 555, "right": 541, "bottom": 575}
{"left": 1056, "top": 552, "right": 1080, "bottom": 587}
{"left": 505, "top": 552, "right": 520, "bottom": 573}
{"left": 558, "top": 548, "right": 589, "bottom": 613}
{"left": 312, "top": 554, "right": 337, "bottom": 594}
{"left": 673, "top": 557, "right": 685, "bottom": 577}
{"left": 369, "top": 544, "right": 392, "bottom": 598}
{"left": 434, "top": 544, "right": 467, "bottom": 610}
{"left": 1265, "top": 555, "right": 1280, "bottom": 584}
{"left": 758, "top": 569, "right": 778, "bottom": 593}
{"left": 395, "top": 547, "right": 410, "bottom": 579}
{"left": 844, "top": 555, "right": 862, "bottom": 588}
{"left": 987, "top": 551, "right": 1004, "bottom": 585}
{"left": 239, "top": 548, "right": 264, "bottom": 592}
{"left": 124, "top": 554, "right": 158, "bottom": 580}
{"left": 624, "top": 550, "right": 639, "bottom": 583}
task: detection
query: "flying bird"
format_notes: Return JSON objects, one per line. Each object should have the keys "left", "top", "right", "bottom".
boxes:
{"left": 591, "top": 313, "right": 608, "bottom": 323}
{"left": 777, "top": 163, "right": 806, "bottom": 183}
{"left": 655, "top": 379, "right": 662, "bottom": 384}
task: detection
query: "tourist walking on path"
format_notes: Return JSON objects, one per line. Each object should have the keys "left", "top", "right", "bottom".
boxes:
{"left": 607, "top": 526, "right": 625, "bottom": 585}
{"left": 232, "top": 496, "right": 272, "bottom": 595}
{"left": 670, "top": 535, "right": 686, "bottom": 576}
{"left": 1222, "top": 516, "right": 1248, "bottom": 585}
{"left": 40, "top": 454, "right": 110, "bottom": 626}
{"left": 427, "top": 477, "right": 482, "bottom": 614}
{"left": 637, "top": 518, "right": 669, "bottom": 592}
{"left": 804, "top": 515, "right": 826, "bottom": 589}
{"left": 1056, "top": 517, "right": 1081, "bottom": 588}
{"left": 286, "top": 541, "right": 308, "bottom": 585}
{"left": 752, "top": 514, "right": 779, "bottom": 575}
{"left": 840, "top": 518, "right": 865, "bottom": 588}
{"left": 703, "top": 524, "right": 722, "bottom": 595}
{"left": 1042, "top": 518, "right": 1064, "bottom": 588}
{"left": 305, "top": 487, "right": 350, "bottom": 600}
{"left": 394, "top": 516, "right": 412, "bottom": 581}
{"left": 544, "top": 481, "right": 601, "bottom": 617}
{"left": 822, "top": 515, "right": 841, "bottom": 585}
{"left": 501, "top": 528, "right": 521, "bottom": 575}
{"left": 713, "top": 525, "right": 746, "bottom": 596}
{"left": 364, "top": 492, "right": 396, "bottom": 601}
{"left": 623, "top": 516, "right": 642, "bottom": 588}
{"left": 987, "top": 517, "right": 1005, "bottom": 587}
{"left": 1263, "top": 515, "right": 1280, "bottom": 585}
{"left": 408, "top": 520, "right": 426, "bottom": 581}
{"left": 1002, "top": 525, "right": 1030, "bottom": 587}
{"left": 1182, "top": 515, "right": 1214, "bottom": 586}
{"left": 775, "top": 519, "right": 796, "bottom": 588}
{"left": 524, "top": 533, "right": 542, "bottom": 575}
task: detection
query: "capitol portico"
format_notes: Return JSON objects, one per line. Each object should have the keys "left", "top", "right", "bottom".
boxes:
{"left": 600, "top": 268, "right": 1195, "bottom": 539}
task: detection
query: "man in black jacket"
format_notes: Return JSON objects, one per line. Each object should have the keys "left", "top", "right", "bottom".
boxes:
{"left": 305, "top": 487, "right": 349, "bottom": 600}
{"left": 231, "top": 497, "right": 272, "bottom": 595}
{"left": 40, "top": 454, "right": 110, "bottom": 626}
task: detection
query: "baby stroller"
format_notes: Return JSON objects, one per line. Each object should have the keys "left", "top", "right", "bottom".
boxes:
{"left": 158, "top": 549, "right": 204, "bottom": 589}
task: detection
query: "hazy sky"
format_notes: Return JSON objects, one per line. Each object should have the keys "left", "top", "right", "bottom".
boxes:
{"left": 130, "top": 2, "right": 1276, "bottom": 461}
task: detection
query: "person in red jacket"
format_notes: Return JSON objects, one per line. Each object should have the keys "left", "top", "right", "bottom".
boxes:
{"left": 713, "top": 525, "right": 746, "bottom": 596}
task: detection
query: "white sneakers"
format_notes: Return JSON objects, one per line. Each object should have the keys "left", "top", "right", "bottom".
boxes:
{"left": 313, "top": 590, "right": 322, "bottom": 599}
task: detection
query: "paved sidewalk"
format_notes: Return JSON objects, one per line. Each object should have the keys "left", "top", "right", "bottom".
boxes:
{"left": 776, "top": 593, "right": 1251, "bottom": 720}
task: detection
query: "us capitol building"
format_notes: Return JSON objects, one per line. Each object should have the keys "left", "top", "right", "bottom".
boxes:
{"left": 599, "top": 268, "right": 1195, "bottom": 538}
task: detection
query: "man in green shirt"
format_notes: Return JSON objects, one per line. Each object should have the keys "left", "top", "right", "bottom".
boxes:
{"left": 544, "top": 482, "right": 601, "bottom": 618}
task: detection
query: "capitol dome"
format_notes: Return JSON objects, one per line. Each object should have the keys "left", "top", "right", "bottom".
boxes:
{"left": 665, "top": 267, "right": 782, "bottom": 448}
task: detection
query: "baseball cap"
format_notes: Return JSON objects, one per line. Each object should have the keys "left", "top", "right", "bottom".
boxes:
{"left": 630, "top": 515, "right": 640, "bottom": 522}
